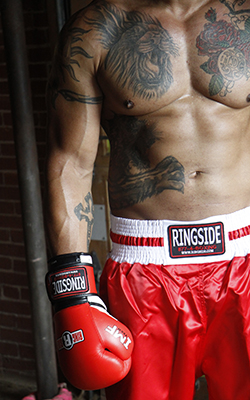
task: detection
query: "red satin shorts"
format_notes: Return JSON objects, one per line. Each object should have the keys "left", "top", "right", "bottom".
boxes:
{"left": 100, "top": 208, "right": 250, "bottom": 400}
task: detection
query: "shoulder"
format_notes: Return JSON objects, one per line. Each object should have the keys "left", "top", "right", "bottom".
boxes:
{"left": 55, "top": 1, "right": 131, "bottom": 69}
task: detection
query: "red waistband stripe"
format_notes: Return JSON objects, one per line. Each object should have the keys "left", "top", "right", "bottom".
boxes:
{"left": 110, "top": 230, "right": 164, "bottom": 247}
{"left": 111, "top": 224, "right": 250, "bottom": 247}
{"left": 228, "top": 225, "right": 250, "bottom": 241}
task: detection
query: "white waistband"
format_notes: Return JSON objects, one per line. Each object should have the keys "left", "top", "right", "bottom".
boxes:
{"left": 109, "top": 207, "right": 250, "bottom": 265}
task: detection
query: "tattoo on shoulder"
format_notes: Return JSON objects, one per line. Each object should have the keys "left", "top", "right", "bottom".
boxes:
{"left": 106, "top": 115, "right": 185, "bottom": 210}
{"left": 49, "top": 1, "right": 179, "bottom": 106}
{"left": 74, "top": 192, "right": 94, "bottom": 249}
{"left": 49, "top": 14, "right": 103, "bottom": 108}
{"left": 54, "top": 89, "right": 103, "bottom": 106}
{"left": 196, "top": 0, "right": 250, "bottom": 97}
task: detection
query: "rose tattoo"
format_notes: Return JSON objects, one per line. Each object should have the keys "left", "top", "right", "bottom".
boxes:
{"left": 196, "top": 3, "right": 250, "bottom": 97}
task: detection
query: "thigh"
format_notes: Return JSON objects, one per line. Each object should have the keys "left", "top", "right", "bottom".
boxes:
{"left": 100, "top": 259, "right": 203, "bottom": 400}
{"left": 203, "top": 255, "right": 250, "bottom": 400}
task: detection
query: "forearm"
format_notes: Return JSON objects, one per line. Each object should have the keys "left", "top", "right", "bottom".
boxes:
{"left": 45, "top": 157, "right": 94, "bottom": 256}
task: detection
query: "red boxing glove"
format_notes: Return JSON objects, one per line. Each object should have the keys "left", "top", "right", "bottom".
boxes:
{"left": 46, "top": 253, "right": 133, "bottom": 390}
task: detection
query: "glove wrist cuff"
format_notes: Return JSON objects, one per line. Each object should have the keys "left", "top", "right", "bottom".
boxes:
{"left": 48, "top": 252, "right": 93, "bottom": 269}
{"left": 46, "top": 252, "right": 98, "bottom": 312}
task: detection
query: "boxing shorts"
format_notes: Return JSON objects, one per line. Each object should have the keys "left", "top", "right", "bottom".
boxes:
{"left": 99, "top": 207, "right": 250, "bottom": 400}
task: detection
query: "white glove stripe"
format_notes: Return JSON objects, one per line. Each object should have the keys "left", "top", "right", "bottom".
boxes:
{"left": 87, "top": 295, "right": 107, "bottom": 311}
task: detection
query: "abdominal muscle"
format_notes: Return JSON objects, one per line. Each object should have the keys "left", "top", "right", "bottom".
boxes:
{"left": 107, "top": 97, "right": 250, "bottom": 222}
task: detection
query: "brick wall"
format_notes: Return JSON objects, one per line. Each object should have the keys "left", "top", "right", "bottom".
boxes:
{"left": 0, "top": 0, "right": 54, "bottom": 379}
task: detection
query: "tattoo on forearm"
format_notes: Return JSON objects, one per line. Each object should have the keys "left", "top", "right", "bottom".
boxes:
{"left": 74, "top": 192, "right": 94, "bottom": 248}
{"left": 196, "top": 0, "right": 250, "bottom": 97}
{"left": 105, "top": 115, "right": 185, "bottom": 210}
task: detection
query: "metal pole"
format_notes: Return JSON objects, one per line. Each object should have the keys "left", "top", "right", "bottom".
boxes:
{"left": 0, "top": 1, "right": 58, "bottom": 399}
{"left": 55, "top": 0, "right": 71, "bottom": 31}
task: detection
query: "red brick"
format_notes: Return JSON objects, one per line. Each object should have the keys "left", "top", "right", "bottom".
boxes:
{"left": 35, "top": 112, "right": 47, "bottom": 129}
{"left": 0, "top": 215, "right": 23, "bottom": 229}
{"left": 0, "top": 327, "right": 33, "bottom": 344}
{"left": 0, "top": 200, "right": 15, "bottom": 214}
{"left": 0, "top": 187, "right": 21, "bottom": 201}
{"left": 0, "top": 342, "right": 18, "bottom": 357}
{"left": 23, "top": 12, "right": 35, "bottom": 29}
{"left": 29, "top": 63, "right": 47, "bottom": 79}
{"left": 31, "top": 80, "right": 47, "bottom": 96}
{"left": 23, "top": 0, "right": 46, "bottom": 12}
{"left": 35, "top": 128, "right": 46, "bottom": 142}
{"left": 37, "top": 142, "right": 46, "bottom": 159}
{"left": 10, "top": 229, "right": 24, "bottom": 244}
{"left": 33, "top": 12, "right": 49, "bottom": 28}
{"left": 19, "top": 344, "right": 35, "bottom": 359}
{"left": 20, "top": 287, "right": 30, "bottom": 302}
{"left": 32, "top": 95, "right": 46, "bottom": 111}
{"left": 0, "top": 126, "right": 14, "bottom": 141}
{"left": 0, "top": 228, "right": 10, "bottom": 241}
{"left": 3, "top": 285, "right": 20, "bottom": 300}
{"left": 0, "top": 95, "right": 11, "bottom": 110}
{"left": 1, "top": 143, "right": 15, "bottom": 156}
{"left": 0, "top": 65, "right": 8, "bottom": 80}
{"left": 2, "top": 356, "right": 36, "bottom": 373}
{"left": 3, "top": 172, "right": 18, "bottom": 186}
{"left": 28, "top": 46, "right": 51, "bottom": 64}
{"left": 0, "top": 300, "right": 31, "bottom": 316}
{"left": 0, "top": 81, "right": 9, "bottom": 95}
{"left": 0, "top": 256, "right": 12, "bottom": 270}
{"left": 0, "top": 157, "right": 17, "bottom": 171}
{"left": 14, "top": 202, "right": 22, "bottom": 215}
{"left": 26, "top": 29, "right": 49, "bottom": 47}
{"left": 13, "top": 259, "right": 27, "bottom": 273}
{"left": 2, "top": 114, "right": 13, "bottom": 128}
{"left": 0, "top": 271, "right": 28, "bottom": 287}
{"left": 0, "top": 312, "right": 16, "bottom": 328}
{"left": 0, "top": 48, "right": 6, "bottom": 63}
{"left": 16, "top": 315, "right": 32, "bottom": 331}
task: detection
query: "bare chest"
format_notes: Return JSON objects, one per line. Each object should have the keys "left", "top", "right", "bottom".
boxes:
{"left": 97, "top": 0, "right": 250, "bottom": 116}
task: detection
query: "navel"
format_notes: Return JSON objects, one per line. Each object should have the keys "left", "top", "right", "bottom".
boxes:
{"left": 189, "top": 171, "right": 203, "bottom": 179}
{"left": 124, "top": 99, "right": 135, "bottom": 109}
{"left": 247, "top": 94, "right": 250, "bottom": 103}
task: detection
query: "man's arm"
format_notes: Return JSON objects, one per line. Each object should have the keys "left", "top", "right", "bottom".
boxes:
{"left": 44, "top": 10, "right": 134, "bottom": 391}
{"left": 45, "top": 12, "right": 103, "bottom": 255}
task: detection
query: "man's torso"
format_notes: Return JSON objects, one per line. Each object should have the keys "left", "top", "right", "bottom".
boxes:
{"left": 64, "top": 0, "right": 250, "bottom": 220}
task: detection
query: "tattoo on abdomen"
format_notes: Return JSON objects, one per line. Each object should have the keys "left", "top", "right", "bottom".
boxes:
{"left": 106, "top": 115, "right": 185, "bottom": 210}
{"left": 74, "top": 192, "right": 94, "bottom": 248}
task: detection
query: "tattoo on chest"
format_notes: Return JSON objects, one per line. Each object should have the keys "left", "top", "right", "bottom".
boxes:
{"left": 106, "top": 115, "right": 185, "bottom": 210}
{"left": 85, "top": 2, "right": 179, "bottom": 99}
{"left": 196, "top": 0, "right": 250, "bottom": 97}
{"left": 49, "top": 1, "right": 179, "bottom": 106}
